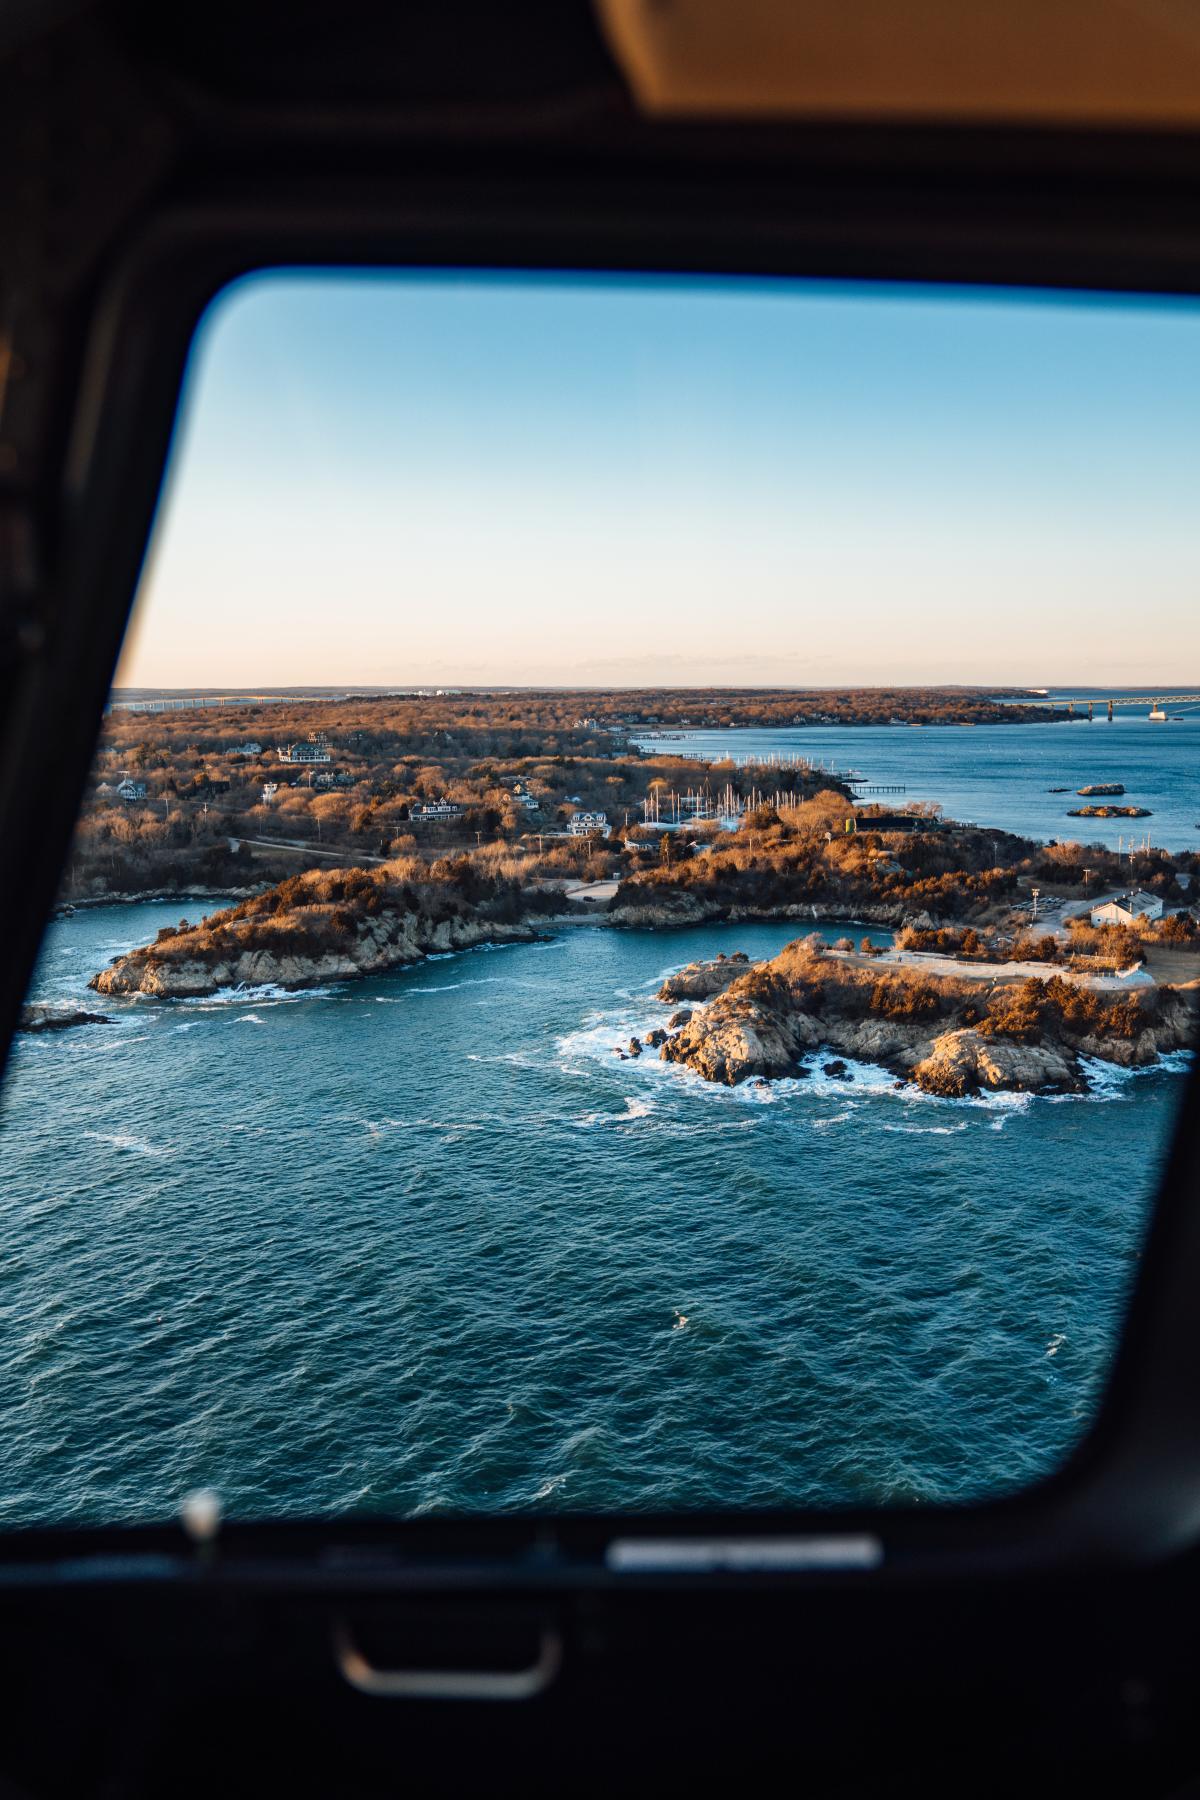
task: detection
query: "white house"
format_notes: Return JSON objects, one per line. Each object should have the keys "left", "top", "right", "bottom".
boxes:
{"left": 567, "top": 811, "right": 611, "bottom": 839}
{"left": 232, "top": 741, "right": 262, "bottom": 756}
{"left": 412, "top": 800, "right": 465, "bottom": 822}
{"left": 115, "top": 777, "right": 147, "bottom": 802}
{"left": 276, "top": 742, "right": 331, "bottom": 765}
{"left": 1091, "top": 890, "right": 1164, "bottom": 927}
{"left": 261, "top": 781, "right": 279, "bottom": 805}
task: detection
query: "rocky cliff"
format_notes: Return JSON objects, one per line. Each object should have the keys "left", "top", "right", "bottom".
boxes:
{"left": 656, "top": 942, "right": 1194, "bottom": 1096}
{"left": 91, "top": 909, "right": 546, "bottom": 998}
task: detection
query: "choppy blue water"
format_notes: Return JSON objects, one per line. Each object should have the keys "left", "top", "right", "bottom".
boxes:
{"left": 0, "top": 902, "right": 1188, "bottom": 1526}
{"left": 637, "top": 693, "right": 1200, "bottom": 851}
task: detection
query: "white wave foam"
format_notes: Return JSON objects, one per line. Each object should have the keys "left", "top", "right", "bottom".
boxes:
{"left": 801, "top": 1056, "right": 899, "bottom": 1097}
{"left": 531, "top": 1474, "right": 567, "bottom": 1501}
{"left": 83, "top": 1130, "right": 165, "bottom": 1158}
{"left": 811, "top": 1108, "right": 855, "bottom": 1130}
{"left": 167, "top": 983, "right": 339, "bottom": 1009}
{"left": 235, "top": 1013, "right": 267, "bottom": 1026}
{"left": 883, "top": 1121, "right": 969, "bottom": 1136}
{"left": 574, "top": 1094, "right": 658, "bottom": 1128}
{"left": 1070, "top": 1052, "right": 1196, "bottom": 1102}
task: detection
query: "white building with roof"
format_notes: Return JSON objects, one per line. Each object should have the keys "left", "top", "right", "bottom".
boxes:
{"left": 411, "top": 800, "right": 465, "bottom": 822}
{"left": 567, "top": 811, "right": 611, "bottom": 839}
{"left": 1090, "top": 890, "right": 1164, "bottom": 927}
{"left": 277, "top": 742, "right": 331, "bottom": 765}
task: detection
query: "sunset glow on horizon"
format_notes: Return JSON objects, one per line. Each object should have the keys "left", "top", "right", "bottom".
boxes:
{"left": 122, "top": 270, "right": 1200, "bottom": 690}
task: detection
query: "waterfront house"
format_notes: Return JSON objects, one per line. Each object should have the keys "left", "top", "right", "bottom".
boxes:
{"left": 115, "top": 777, "right": 147, "bottom": 802}
{"left": 568, "top": 811, "right": 611, "bottom": 839}
{"left": 1091, "top": 890, "right": 1164, "bottom": 927}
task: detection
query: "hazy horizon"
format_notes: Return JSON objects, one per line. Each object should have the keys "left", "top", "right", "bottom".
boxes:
{"left": 121, "top": 271, "right": 1200, "bottom": 689}
{"left": 107, "top": 679, "right": 1192, "bottom": 697}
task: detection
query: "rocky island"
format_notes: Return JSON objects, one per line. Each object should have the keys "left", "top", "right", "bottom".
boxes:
{"left": 1068, "top": 805, "right": 1151, "bottom": 819}
{"left": 90, "top": 860, "right": 567, "bottom": 998}
{"left": 651, "top": 937, "right": 1194, "bottom": 1096}
{"left": 18, "top": 1005, "right": 111, "bottom": 1033}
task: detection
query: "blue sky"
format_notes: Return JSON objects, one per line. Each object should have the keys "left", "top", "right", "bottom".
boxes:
{"left": 123, "top": 270, "right": 1200, "bottom": 687}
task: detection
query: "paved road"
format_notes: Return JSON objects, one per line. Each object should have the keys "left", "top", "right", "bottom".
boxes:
{"left": 833, "top": 946, "right": 1154, "bottom": 991}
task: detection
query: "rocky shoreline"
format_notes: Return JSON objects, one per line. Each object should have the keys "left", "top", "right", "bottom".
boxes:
{"left": 91, "top": 909, "right": 555, "bottom": 998}
{"left": 18, "top": 1005, "right": 112, "bottom": 1034}
{"left": 58, "top": 884, "right": 267, "bottom": 917}
{"left": 646, "top": 941, "right": 1194, "bottom": 1097}
{"left": 609, "top": 893, "right": 916, "bottom": 931}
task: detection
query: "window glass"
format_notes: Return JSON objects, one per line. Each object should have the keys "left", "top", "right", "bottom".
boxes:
{"left": 4, "top": 272, "right": 1198, "bottom": 1523}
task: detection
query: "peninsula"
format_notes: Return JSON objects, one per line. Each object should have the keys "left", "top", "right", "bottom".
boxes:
{"left": 652, "top": 938, "right": 1195, "bottom": 1096}
{"left": 90, "top": 861, "right": 566, "bottom": 998}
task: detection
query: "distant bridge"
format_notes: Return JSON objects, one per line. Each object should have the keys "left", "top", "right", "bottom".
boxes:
{"left": 1060, "top": 695, "right": 1200, "bottom": 719}
{"left": 1100, "top": 695, "right": 1200, "bottom": 707}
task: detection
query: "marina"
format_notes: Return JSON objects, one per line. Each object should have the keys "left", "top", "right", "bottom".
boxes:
{"left": 634, "top": 697, "right": 1200, "bottom": 852}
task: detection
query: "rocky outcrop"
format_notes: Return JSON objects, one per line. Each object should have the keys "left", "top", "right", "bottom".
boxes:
{"left": 911, "top": 1029, "right": 1081, "bottom": 1097}
{"left": 657, "top": 937, "right": 1195, "bottom": 1096}
{"left": 609, "top": 892, "right": 719, "bottom": 929}
{"left": 91, "top": 910, "right": 544, "bottom": 998}
{"left": 657, "top": 954, "right": 753, "bottom": 1002}
{"left": 611, "top": 891, "right": 914, "bottom": 931}
{"left": 661, "top": 994, "right": 804, "bottom": 1085}
{"left": 19, "top": 1005, "right": 111, "bottom": 1033}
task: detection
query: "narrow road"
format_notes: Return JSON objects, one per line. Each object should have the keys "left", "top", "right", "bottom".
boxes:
{"left": 230, "top": 836, "right": 387, "bottom": 865}
{"left": 833, "top": 946, "right": 1154, "bottom": 991}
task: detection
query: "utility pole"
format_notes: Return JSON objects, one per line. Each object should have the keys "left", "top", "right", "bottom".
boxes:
{"left": 1031, "top": 886, "right": 1040, "bottom": 920}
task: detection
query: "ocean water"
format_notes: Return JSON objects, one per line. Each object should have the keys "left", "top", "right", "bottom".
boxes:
{"left": 0, "top": 902, "right": 1189, "bottom": 1526}
{"left": 636, "top": 693, "right": 1200, "bottom": 851}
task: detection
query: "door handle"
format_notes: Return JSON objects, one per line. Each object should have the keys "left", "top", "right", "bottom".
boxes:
{"left": 332, "top": 1619, "right": 563, "bottom": 1701}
